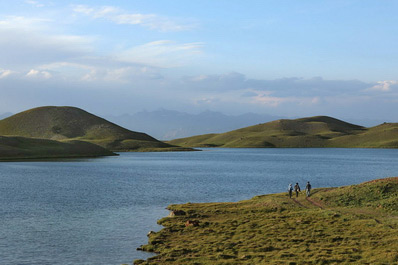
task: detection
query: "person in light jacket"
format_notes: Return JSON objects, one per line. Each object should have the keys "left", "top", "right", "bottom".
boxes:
{"left": 288, "top": 183, "right": 293, "bottom": 198}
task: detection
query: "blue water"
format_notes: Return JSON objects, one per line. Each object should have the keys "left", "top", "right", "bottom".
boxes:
{"left": 1, "top": 148, "right": 398, "bottom": 265}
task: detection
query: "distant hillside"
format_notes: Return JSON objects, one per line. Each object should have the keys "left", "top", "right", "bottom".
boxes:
{"left": 0, "top": 106, "right": 189, "bottom": 152}
{"left": 168, "top": 116, "right": 398, "bottom": 148}
{"left": 0, "top": 136, "right": 115, "bottom": 160}
{"left": 106, "top": 109, "right": 283, "bottom": 140}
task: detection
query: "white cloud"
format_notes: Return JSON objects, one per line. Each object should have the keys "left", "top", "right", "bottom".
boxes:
{"left": 252, "top": 94, "right": 290, "bottom": 107}
{"left": 183, "top": 73, "right": 373, "bottom": 97}
{"left": 251, "top": 93, "right": 322, "bottom": 107}
{"left": 38, "top": 61, "right": 93, "bottom": 71}
{"left": 26, "top": 69, "right": 52, "bottom": 79}
{"left": 73, "top": 5, "right": 195, "bottom": 32}
{"left": 0, "top": 16, "right": 94, "bottom": 70}
{"left": 81, "top": 66, "right": 163, "bottom": 82}
{"left": 189, "top": 72, "right": 245, "bottom": 83}
{"left": 35, "top": 57, "right": 164, "bottom": 82}
{"left": 0, "top": 69, "right": 15, "bottom": 79}
{"left": 368, "top": 80, "right": 398, "bottom": 92}
{"left": 0, "top": 12, "right": 202, "bottom": 84}
{"left": 0, "top": 16, "right": 52, "bottom": 30}
{"left": 116, "top": 40, "right": 204, "bottom": 68}
{"left": 183, "top": 72, "right": 248, "bottom": 91}
{"left": 25, "top": 1, "right": 45, "bottom": 8}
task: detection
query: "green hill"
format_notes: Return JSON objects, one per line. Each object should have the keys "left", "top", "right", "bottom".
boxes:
{"left": 136, "top": 177, "right": 398, "bottom": 264}
{"left": 0, "top": 106, "right": 191, "bottom": 152}
{"left": 0, "top": 136, "right": 115, "bottom": 160}
{"left": 168, "top": 116, "right": 398, "bottom": 148}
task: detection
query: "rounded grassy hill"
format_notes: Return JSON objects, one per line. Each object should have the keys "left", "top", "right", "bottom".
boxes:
{"left": 168, "top": 116, "right": 398, "bottom": 148}
{"left": 0, "top": 106, "right": 191, "bottom": 152}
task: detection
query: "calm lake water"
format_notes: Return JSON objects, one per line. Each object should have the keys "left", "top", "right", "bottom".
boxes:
{"left": 1, "top": 148, "right": 398, "bottom": 265}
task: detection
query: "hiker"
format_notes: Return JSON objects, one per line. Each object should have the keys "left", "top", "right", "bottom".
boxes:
{"left": 294, "top": 183, "right": 301, "bottom": 197}
{"left": 288, "top": 183, "right": 293, "bottom": 198}
{"left": 305, "top": 181, "right": 312, "bottom": 197}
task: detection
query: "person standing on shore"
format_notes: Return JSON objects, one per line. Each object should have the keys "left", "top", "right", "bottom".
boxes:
{"left": 294, "top": 183, "right": 301, "bottom": 197}
{"left": 288, "top": 183, "right": 293, "bottom": 198}
{"left": 305, "top": 181, "right": 312, "bottom": 197}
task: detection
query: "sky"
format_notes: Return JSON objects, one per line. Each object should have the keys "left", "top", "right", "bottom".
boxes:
{"left": 1, "top": 0, "right": 398, "bottom": 121}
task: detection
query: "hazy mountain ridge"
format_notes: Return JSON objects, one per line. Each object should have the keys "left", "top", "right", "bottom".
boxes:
{"left": 168, "top": 116, "right": 398, "bottom": 148}
{"left": 105, "top": 109, "right": 284, "bottom": 140}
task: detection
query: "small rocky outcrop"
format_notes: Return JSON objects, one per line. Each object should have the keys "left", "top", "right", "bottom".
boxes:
{"left": 185, "top": 220, "right": 200, "bottom": 227}
{"left": 168, "top": 210, "right": 186, "bottom": 217}
{"left": 147, "top": 231, "right": 156, "bottom": 237}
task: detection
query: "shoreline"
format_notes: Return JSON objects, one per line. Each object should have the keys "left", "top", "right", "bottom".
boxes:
{"left": 0, "top": 153, "right": 119, "bottom": 162}
{"left": 135, "top": 177, "right": 398, "bottom": 264}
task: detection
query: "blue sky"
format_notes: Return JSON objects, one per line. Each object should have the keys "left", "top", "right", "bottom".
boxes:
{"left": 1, "top": 0, "right": 398, "bottom": 121}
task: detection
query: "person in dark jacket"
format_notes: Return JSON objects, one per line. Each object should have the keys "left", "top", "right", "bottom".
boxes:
{"left": 305, "top": 181, "right": 312, "bottom": 197}
{"left": 294, "top": 183, "right": 301, "bottom": 197}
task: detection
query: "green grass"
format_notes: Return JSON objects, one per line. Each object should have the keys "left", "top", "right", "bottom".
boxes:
{"left": 0, "top": 106, "right": 194, "bottom": 152}
{"left": 0, "top": 135, "right": 116, "bottom": 160}
{"left": 168, "top": 116, "right": 398, "bottom": 149}
{"left": 135, "top": 177, "right": 398, "bottom": 264}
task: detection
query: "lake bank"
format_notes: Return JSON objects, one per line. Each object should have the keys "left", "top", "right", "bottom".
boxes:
{"left": 136, "top": 177, "right": 398, "bottom": 264}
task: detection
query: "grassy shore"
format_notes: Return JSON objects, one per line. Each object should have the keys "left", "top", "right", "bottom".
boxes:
{"left": 135, "top": 177, "right": 398, "bottom": 264}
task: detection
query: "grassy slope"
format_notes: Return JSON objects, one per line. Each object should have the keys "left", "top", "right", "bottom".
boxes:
{"left": 329, "top": 123, "right": 398, "bottom": 148}
{"left": 168, "top": 116, "right": 398, "bottom": 148}
{"left": 135, "top": 177, "right": 398, "bottom": 264}
{"left": 0, "top": 135, "right": 115, "bottom": 160}
{"left": 0, "top": 106, "right": 190, "bottom": 152}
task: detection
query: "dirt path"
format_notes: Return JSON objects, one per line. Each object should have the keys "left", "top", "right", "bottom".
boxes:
{"left": 292, "top": 198, "right": 309, "bottom": 208}
{"left": 305, "top": 197, "right": 324, "bottom": 209}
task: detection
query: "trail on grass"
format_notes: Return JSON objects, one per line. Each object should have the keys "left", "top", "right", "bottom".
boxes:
{"left": 292, "top": 198, "right": 308, "bottom": 208}
{"left": 305, "top": 197, "right": 324, "bottom": 209}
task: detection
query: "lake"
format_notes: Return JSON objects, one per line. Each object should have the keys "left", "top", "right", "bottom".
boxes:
{"left": 1, "top": 148, "right": 398, "bottom": 265}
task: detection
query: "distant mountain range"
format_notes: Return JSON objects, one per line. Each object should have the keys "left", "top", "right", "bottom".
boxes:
{"left": 105, "top": 109, "right": 284, "bottom": 140}
{"left": 168, "top": 116, "right": 398, "bottom": 148}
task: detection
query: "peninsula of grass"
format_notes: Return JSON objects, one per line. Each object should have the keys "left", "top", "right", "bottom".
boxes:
{"left": 135, "top": 177, "right": 398, "bottom": 264}
{"left": 0, "top": 135, "right": 116, "bottom": 161}
{"left": 168, "top": 116, "right": 398, "bottom": 148}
